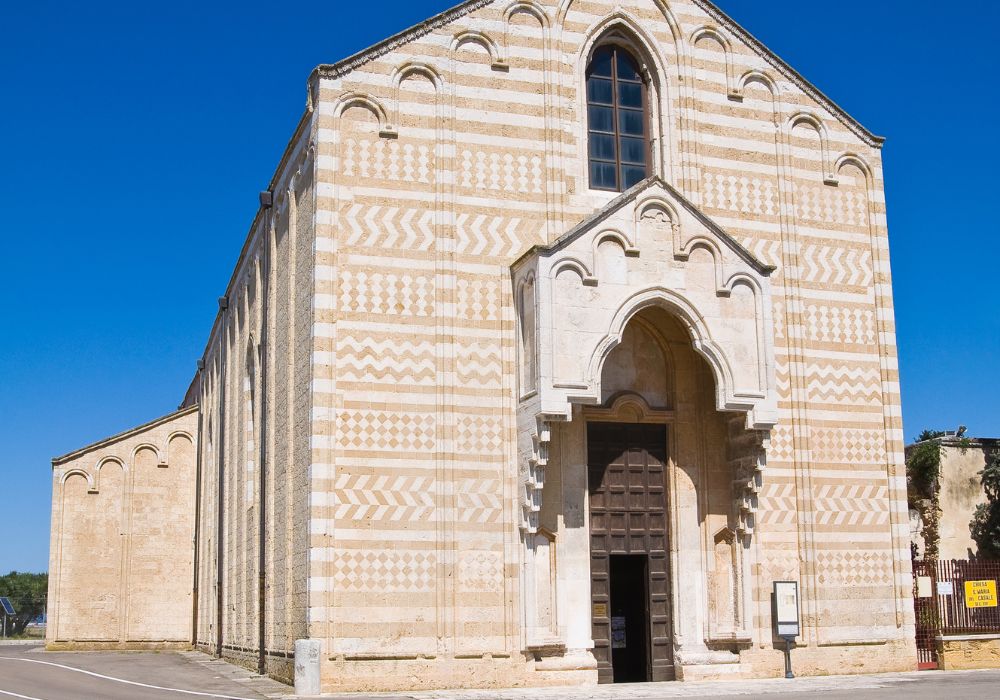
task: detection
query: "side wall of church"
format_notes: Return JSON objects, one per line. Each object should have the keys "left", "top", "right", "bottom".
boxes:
{"left": 47, "top": 407, "right": 197, "bottom": 648}
{"left": 308, "top": 0, "right": 912, "bottom": 688}
{"left": 191, "top": 119, "right": 317, "bottom": 682}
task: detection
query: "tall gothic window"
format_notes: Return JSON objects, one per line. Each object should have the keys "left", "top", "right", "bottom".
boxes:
{"left": 586, "top": 45, "right": 649, "bottom": 192}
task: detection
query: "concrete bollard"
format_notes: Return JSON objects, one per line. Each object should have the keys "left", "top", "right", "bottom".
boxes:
{"left": 294, "top": 638, "right": 322, "bottom": 696}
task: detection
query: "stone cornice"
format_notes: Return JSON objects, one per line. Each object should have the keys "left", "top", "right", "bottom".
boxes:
{"left": 51, "top": 405, "right": 199, "bottom": 466}
{"left": 311, "top": 0, "right": 494, "bottom": 81}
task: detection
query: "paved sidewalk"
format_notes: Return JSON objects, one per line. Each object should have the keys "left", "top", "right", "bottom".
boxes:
{"left": 300, "top": 669, "right": 1000, "bottom": 700}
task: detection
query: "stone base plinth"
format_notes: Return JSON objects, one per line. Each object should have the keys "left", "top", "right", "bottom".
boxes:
{"left": 45, "top": 640, "right": 192, "bottom": 651}
{"left": 321, "top": 655, "right": 597, "bottom": 693}
{"left": 937, "top": 634, "right": 1000, "bottom": 670}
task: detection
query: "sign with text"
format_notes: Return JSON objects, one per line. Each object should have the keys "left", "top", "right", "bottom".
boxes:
{"left": 964, "top": 579, "right": 998, "bottom": 609}
{"left": 773, "top": 581, "right": 799, "bottom": 638}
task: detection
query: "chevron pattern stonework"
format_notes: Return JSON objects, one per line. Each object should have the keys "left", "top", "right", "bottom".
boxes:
{"left": 48, "top": 0, "right": 914, "bottom": 692}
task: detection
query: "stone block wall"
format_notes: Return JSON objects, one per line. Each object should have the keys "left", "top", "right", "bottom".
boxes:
{"left": 190, "top": 118, "right": 316, "bottom": 682}
{"left": 47, "top": 406, "right": 197, "bottom": 648}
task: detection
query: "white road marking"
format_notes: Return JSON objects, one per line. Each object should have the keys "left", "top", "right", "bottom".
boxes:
{"left": 0, "top": 690, "right": 46, "bottom": 700}
{"left": 0, "top": 656, "right": 260, "bottom": 700}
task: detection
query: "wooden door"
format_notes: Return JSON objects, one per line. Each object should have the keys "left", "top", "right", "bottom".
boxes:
{"left": 588, "top": 422, "right": 673, "bottom": 683}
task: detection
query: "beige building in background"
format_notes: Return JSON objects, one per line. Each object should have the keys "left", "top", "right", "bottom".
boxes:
{"left": 909, "top": 434, "right": 999, "bottom": 560}
{"left": 48, "top": 0, "right": 917, "bottom": 691}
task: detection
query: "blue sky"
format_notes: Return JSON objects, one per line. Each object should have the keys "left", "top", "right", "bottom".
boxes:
{"left": 1, "top": 0, "right": 997, "bottom": 574}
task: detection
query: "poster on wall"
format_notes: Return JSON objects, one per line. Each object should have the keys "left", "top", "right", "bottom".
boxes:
{"left": 773, "top": 580, "right": 799, "bottom": 638}
{"left": 611, "top": 616, "right": 627, "bottom": 649}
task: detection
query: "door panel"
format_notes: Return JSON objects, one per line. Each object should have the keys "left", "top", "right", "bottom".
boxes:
{"left": 588, "top": 422, "right": 674, "bottom": 683}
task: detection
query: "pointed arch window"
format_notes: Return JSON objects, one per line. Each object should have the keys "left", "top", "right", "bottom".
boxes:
{"left": 586, "top": 45, "right": 649, "bottom": 192}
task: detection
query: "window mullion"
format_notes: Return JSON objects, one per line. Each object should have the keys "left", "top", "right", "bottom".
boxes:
{"left": 612, "top": 50, "right": 621, "bottom": 192}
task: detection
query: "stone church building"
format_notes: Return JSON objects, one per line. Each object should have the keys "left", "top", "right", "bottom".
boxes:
{"left": 47, "top": 0, "right": 915, "bottom": 691}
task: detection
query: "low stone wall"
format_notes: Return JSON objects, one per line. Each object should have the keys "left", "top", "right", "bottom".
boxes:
{"left": 937, "top": 634, "right": 1000, "bottom": 670}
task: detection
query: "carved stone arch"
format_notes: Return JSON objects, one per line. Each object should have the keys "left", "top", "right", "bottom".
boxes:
{"left": 588, "top": 286, "right": 743, "bottom": 418}
{"left": 636, "top": 195, "right": 681, "bottom": 245}
{"left": 690, "top": 26, "right": 739, "bottom": 99}
{"left": 551, "top": 256, "right": 595, "bottom": 285}
{"left": 505, "top": 0, "right": 550, "bottom": 28}
{"left": 332, "top": 92, "right": 397, "bottom": 138}
{"left": 93, "top": 456, "right": 126, "bottom": 494}
{"left": 591, "top": 228, "right": 639, "bottom": 261}
{"left": 61, "top": 468, "right": 95, "bottom": 492}
{"left": 451, "top": 29, "right": 507, "bottom": 70}
{"left": 737, "top": 69, "right": 781, "bottom": 124}
{"left": 131, "top": 442, "right": 164, "bottom": 469}
{"left": 576, "top": 12, "right": 676, "bottom": 183}
{"left": 593, "top": 391, "right": 673, "bottom": 424}
{"left": 675, "top": 236, "right": 726, "bottom": 290}
{"left": 835, "top": 152, "right": 874, "bottom": 185}
{"left": 557, "top": 0, "right": 687, "bottom": 54}
{"left": 787, "top": 111, "right": 836, "bottom": 184}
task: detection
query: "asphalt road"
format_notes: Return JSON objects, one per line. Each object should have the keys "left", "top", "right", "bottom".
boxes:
{"left": 1, "top": 642, "right": 999, "bottom": 700}
{"left": 0, "top": 643, "right": 275, "bottom": 700}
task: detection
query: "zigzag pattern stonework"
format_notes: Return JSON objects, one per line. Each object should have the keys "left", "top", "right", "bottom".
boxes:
{"left": 812, "top": 483, "right": 891, "bottom": 528}
{"left": 339, "top": 337, "right": 437, "bottom": 385}
{"left": 331, "top": 473, "right": 437, "bottom": 523}
{"left": 339, "top": 203, "right": 437, "bottom": 251}
{"left": 804, "top": 363, "right": 882, "bottom": 407}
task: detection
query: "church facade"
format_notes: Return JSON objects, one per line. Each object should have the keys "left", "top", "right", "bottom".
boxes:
{"left": 47, "top": 0, "right": 915, "bottom": 691}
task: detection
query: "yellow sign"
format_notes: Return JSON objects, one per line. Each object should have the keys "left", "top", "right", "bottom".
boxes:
{"left": 964, "top": 579, "right": 998, "bottom": 609}
{"left": 593, "top": 603, "right": 608, "bottom": 618}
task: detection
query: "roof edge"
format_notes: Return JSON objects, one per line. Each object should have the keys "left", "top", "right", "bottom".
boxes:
{"left": 516, "top": 176, "right": 775, "bottom": 276}
{"left": 193, "top": 103, "right": 315, "bottom": 378}
{"left": 312, "top": 0, "right": 492, "bottom": 82}
{"left": 692, "top": 0, "right": 884, "bottom": 148}
{"left": 51, "top": 404, "right": 199, "bottom": 466}
{"left": 309, "top": 0, "right": 884, "bottom": 148}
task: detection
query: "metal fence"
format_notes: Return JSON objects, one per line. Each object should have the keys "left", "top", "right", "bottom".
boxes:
{"left": 912, "top": 559, "right": 1000, "bottom": 669}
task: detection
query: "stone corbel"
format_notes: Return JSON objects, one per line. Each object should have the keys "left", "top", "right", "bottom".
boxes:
{"left": 520, "top": 416, "right": 552, "bottom": 535}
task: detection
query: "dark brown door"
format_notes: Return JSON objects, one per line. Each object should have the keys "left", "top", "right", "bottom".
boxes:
{"left": 588, "top": 422, "right": 673, "bottom": 683}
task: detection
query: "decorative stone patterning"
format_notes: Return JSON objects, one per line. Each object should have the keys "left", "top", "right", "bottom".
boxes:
{"left": 804, "top": 363, "right": 882, "bottom": 406}
{"left": 460, "top": 150, "right": 544, "bottom": 194}
{"left": 340, "top": 204, "right": 436, "bottom": 251}
{"left": 334, "top": 550, "right": 436, "bottom": 592}
{"left": 458, "top": 551, "right": 504, "bottom": 592}
{"left": 339, "top": 270, "right": 435, "bottom": 317}
{"left": 795, "top": 184, "right": 869, "bottom": 227}
{"left": 810, "top": 428, "right": 887, "bottom": 465}
{"left": 805, "top": 304, "right": 877, "bottom": 346}
{"left": 331, "top": 473, "right": 436, "bottom": 523}
{"left": 813, "top": 483, "right": 891, "bottom": 527}
{"left": 702, "top": 173, "right": 778, "bottom": 216}
{"left": 342, "top": 138, "right": 434, "bottom": 185}
{"left": 456, "top": 414, "right": 504, "bottom": 456}
{"left": 337, "top": 411, "right": 436, "bottom": 452}
{"left": 456, "top": 277, "right": 502, "bottom": 323}
{"left": 339, "top": 337, "right": 437, "bottom": 385}
{"left": 798, "top": 243, "right": 873, "bottom": 288}
{"left": 454, "top": 478, "right": 504, "bottom": 524}
{"left": 816, "top": 550, "right": 894, "bottom": 587}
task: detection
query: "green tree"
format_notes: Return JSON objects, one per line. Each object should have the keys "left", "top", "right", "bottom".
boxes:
{"left": 970, "top": 452, "right": 1000, "bottom": 559}
{"left": 0, "top": 571, "right": 47, "bottom": 637}
{"left": 907, "top": 430, "right": 946, "bottom": 559}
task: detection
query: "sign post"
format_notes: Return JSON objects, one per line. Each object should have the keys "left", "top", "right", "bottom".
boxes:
{"left": 773, "top": 581, "right": 799, "bottom": 679}
{"left": 0, "top": 597, "right": 15, "bottom": 640}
